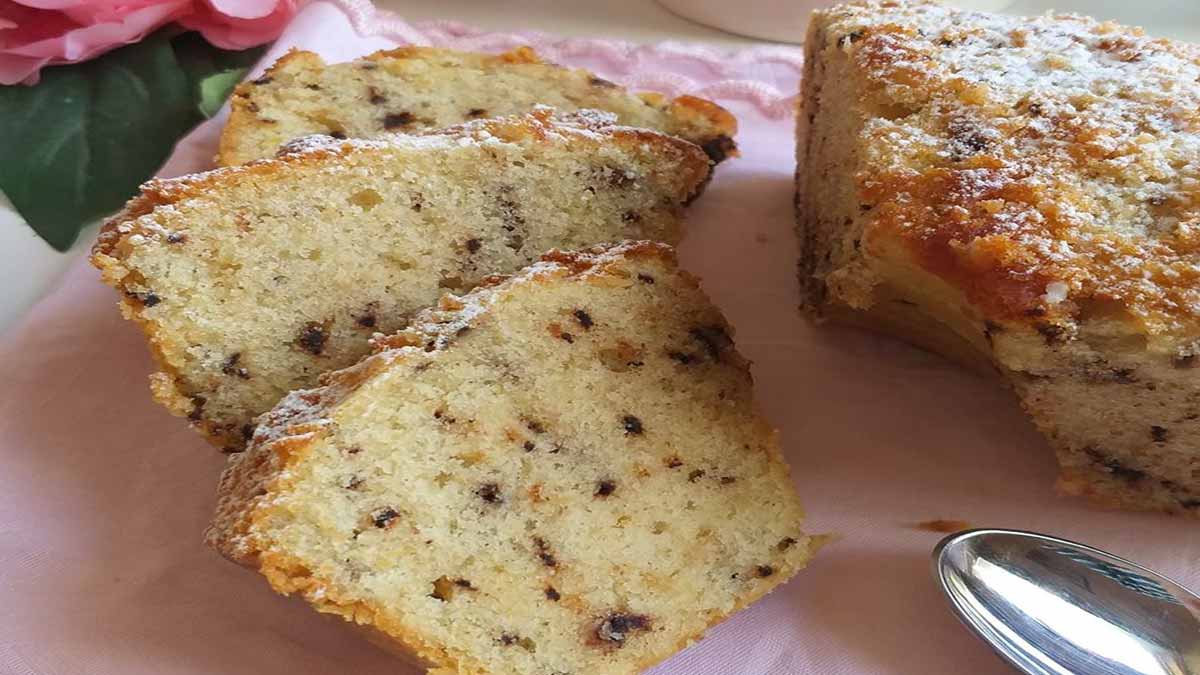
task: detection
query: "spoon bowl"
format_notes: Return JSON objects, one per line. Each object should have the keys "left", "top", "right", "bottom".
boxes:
{"left": 934, "top": 528, "right": 1200, "bottom": 675}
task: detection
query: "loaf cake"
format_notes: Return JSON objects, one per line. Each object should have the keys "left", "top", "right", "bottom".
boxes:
{"left": 218, "top": 46, "right": 738, "bottom": 167}
{"left": 92, "top": 108, "right": 711, "bottom": 451}
{"left": 206, "top": 242, "right": 818, "bottom": 675}
{"left": 797, "top": 1, "right": 1200, "bottom": 516}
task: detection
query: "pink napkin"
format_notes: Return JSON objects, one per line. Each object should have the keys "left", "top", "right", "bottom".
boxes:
{"left": 2, "top": 3, "right": 1196, "bottom": 674}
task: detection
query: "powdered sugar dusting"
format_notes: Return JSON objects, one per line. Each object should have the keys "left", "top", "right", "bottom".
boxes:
{"left": 833, "top": 1, "right": 1200, "bottom": 331}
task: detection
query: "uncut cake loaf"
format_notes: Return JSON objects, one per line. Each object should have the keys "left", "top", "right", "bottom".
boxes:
{"left": 218, "top": 46, "right": 738, "bottom": 166}
{"left": 797, "top": 1, "right": 1200, "bottom": 515}
{"left": 92, "top": 108, "right": 711, "bottom": 451}
{"left": 206, "top": 242, "right": 818, "bottom": 675}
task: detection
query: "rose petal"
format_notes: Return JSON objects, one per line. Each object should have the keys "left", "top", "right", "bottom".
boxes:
{"left": 0, "top": 51, "right": 46, "bottom": 84}
{"left": 179, "top": 0, "right": 294, "bottom": 49}
{"left": 8, "top": 0, "right": 101, "bottom": 11}
{"left": 0, "top": 0, "right": 186, "bottom": 84}
{"left": 62, "top": 0, "right": 168, "bottom": 25}
{"left": 205, "top": 0, "right": 279, "bottom": 21}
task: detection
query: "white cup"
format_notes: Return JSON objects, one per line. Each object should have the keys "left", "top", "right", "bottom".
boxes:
{"left": 656, "top": 0, "right": 1015, "bottom": 43}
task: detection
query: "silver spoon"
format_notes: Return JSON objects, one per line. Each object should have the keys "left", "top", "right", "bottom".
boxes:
{"left": 933, "top": 528, "right": 1200, "bottom": 675}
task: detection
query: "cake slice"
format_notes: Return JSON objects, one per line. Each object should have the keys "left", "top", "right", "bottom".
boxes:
{"left": 218, "top": 46, "right": 738, "bottom": 166}
{"left": 92, "top": 108, "right": 711, "bottom": 451}
{"left": 797, "top": 1, "right": 1200, "bottom": 516}
{"left": 206, "top": 242, "right": 818, "bottom": 675}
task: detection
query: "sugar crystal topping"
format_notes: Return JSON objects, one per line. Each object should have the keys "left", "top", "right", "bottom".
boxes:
{"left": 834, "top": 1, "right": 1200, "bottom": 332}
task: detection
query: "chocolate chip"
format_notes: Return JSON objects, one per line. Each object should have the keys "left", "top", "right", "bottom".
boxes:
{"left": 719, "top": 476, "right": 737, "bottom": 485}
{"left": 188, "top": 396, "right": 206, "bottom": 421}
{"left": 596, "top": 613, "right": 650, "bottom": 644}
{"left": 622, "top": 415, "right": 643, "bottom": 435}
{"left": 383, "top": 111, "right": 416, "bottom": 129}
{"left": 128, "top": 291, "right": 161, "bottom": 307}
{"left": 700, "top": 135, "right": 736, "bottom": 164}
{"left": 665, "top": 456, "right": 683, "bottom": 469}
{"left": 982, "top": 320, "right": 1001, "bottom": 346}
{"left": 525, "top": 419, "right": 546, "bottom": 434}
{"left": 637, "top": 274, "right": 655, "bottom": 284}
{"left": 1087, "top": 448, "right": 1145, "bottom": 483}
{"left": 221, "top": 353, "right": 250, "bottom": 379}
{"left": 355, "top": 308, "right": 377, "bottom": 329}
{"left": 297, "top": 322, "right": 329, "bottom": 355}
{"left": 466, "top": 108, "right": 488, "bottom": 118}
{"left": 1118, "top": 368, "right": 1139, "bottom": 383}
{"left": 595, "top": 480, "right": 616, "bottom": 497}
{"left": 668, "top": 351, "right": 695, "bottom": 365}
{"left": 1035, "top": 322, "right": 1066, "bottom": 345}
{"left": 756, "top": 565, "right": 775, "bottom": 578}
{"left": 477, "top": 483, "right": 502, "bottom": 504}
{"left": 305, "top": 83, "right": 322, "bottom": 90}
{"left": 544, "top": 586, "right": 561, "bottom": 601}
{"left": 777, "top": 537, "right": 798, "bottom": 551}
{"left": 533, "top": 537, "right": 557, "bottom": 567}
{"left": 367, "top": 86, "right": 387, "bottom": 105}
{"left": 454, "top": 578, "right": 473, "bottom": 588}
{"left": 345, "top": 446, "right": 362, "bottom": 455}
{"left": 1151, "top": 425, "right": 1169, "bottom": 443}
{"left": 498, "top": 633, "right": 519, "bottom": 646}
{"left": 573, "top": 309, "right": 593, "bottom": 329}
{"left": 371, "top": 507, "right": 399, "bottom": 528}
{"left": 691, "top": 325, "right": 732, "bottom": 359}
{"left": 687, "top": 469, "right": 705, "bottom": 482}
{"left": 560, "top": 332, "right": 575, "bottom": 344}
{"left": 465, "top": 238, "right": 481, "bottom": 254}
{"left": 837, "top": 30, "right": 864, "bottom": 47}
{"left": 588, "top": 76, "right": 618, "bottom": 88}
{"left": 523, "top": 441, "right": 536, "bottom": 452}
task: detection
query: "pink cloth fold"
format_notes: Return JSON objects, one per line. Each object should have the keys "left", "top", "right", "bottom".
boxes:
{"left": 1, "top": 2, "right": 1195, "bottom": 674}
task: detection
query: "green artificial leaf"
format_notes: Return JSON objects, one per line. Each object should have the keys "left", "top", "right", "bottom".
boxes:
{"left": 0, "top": 30, "right": 266, "bottom": 251}
{"left": 197, "top": 68, "right": 250, "bottom": 118}
{"left": 173, "top": 32, "right": 264, "bottom": 117}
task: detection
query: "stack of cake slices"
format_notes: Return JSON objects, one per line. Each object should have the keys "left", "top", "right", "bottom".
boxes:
{"left": 93, "top": 46, "right": 819, "bottom": 675}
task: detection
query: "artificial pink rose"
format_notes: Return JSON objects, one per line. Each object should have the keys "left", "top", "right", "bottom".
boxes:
{"left": 0, "top": 0, "right": 297, "bottom": 85}
{"left": 179, "top": 0, "right": 297, "bottom": 50}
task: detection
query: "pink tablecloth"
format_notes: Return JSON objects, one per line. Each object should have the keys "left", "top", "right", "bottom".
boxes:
{"left": 1, "top": 3, "right": 1196, "bottom": 674}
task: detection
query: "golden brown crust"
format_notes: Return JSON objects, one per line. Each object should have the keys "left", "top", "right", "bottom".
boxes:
{"left": 217, "top": 46, "right": 737, "bottom": 167}
{"left": 216, "top": 49, "right": 327, "bottom": 166}
{"left": 821, "top": 1, "right": 1200, "bottom": 334}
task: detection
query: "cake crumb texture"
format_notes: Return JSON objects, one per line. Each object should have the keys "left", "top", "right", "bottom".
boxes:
{"left": 206, "top": 242, "right": 817, "bottom": 675}
{"left": 92, "top": 109, "right": 711, "bottom": 451}
{"left": 219, "top": 46, "right": 738, "bottom": 166}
